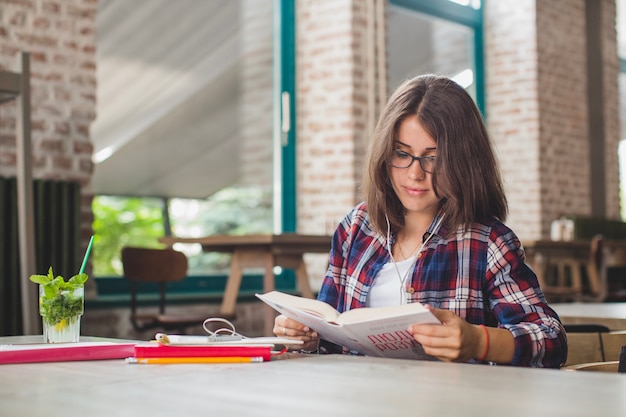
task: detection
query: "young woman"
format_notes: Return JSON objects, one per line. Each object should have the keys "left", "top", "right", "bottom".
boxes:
{"left": 274, "top": 74, "right": 567, "bottom": 368}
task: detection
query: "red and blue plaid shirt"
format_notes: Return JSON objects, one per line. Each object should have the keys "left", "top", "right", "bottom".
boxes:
{"left": 318, "top": 202, "right": 567, "bottom": 368}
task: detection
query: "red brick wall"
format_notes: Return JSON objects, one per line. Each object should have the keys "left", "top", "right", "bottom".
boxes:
{"left": 485, "top": 0, "right": 619, "bottom": 240}
{"left": 296, "top": 0, "right": 362, "bottom": 235}
{"left": 0, "top": 0, "right": 97, "bottom": 249}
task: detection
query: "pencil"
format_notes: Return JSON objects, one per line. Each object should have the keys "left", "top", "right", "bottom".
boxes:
{"left": 125, "top": 356, "right": 264, "bottom": 364}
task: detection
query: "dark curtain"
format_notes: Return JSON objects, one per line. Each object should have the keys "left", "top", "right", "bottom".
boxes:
{"left": 0, "top": 177, "right": 81, "bottom": 336}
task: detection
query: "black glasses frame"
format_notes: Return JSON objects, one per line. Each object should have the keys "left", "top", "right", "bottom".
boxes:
{"left": 389, "top": 149, "right": 435, "bottom": 173}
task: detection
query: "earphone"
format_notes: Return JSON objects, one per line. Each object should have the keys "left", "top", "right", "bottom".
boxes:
{"left": 385, "top": 213, "right": 444, "bottom": 304}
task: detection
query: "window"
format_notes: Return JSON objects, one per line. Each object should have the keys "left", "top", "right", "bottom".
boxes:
{"left": 91, "top": 1, "right": 294, "bottom": 280}
{"left": 389, "top": 0, "right": 483, "bottom": 110}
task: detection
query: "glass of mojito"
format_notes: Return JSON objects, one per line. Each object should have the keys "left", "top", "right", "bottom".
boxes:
{"left": 31, "top": 267, "right": 88, "bottom": 343}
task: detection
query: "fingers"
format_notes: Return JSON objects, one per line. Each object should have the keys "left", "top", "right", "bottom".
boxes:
{"left": 423, "top": 305, "right": 458, "bottom": 324}
{"left": 273, "top": 315, "right": 318, "bottom": 341}
{"left": 409, "top": 327, "right": 463, "bottom": 362}
{"left": 407, "top": 311, "right": 476, "bottom": 362}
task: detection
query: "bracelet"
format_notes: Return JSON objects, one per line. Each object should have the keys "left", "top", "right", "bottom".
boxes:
{"left": 477, "top": 324, "right": 489, "bottom": 362}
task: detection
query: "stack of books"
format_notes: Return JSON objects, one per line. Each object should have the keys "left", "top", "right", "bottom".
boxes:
{"left": 127, "top": 342, "right": 273, "bottom": 364}
{"left": 127, "top": 333, "right": 302, "bottom": 364}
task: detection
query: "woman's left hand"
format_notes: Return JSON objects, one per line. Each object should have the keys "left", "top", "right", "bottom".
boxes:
{"left": 406, "top": 306, "right": 485, "bottom": 362}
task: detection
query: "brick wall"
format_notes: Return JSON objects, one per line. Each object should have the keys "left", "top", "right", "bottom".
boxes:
{"left": 601, "top": 0, "right": 621, "bottom": 219}
{"left": 296, "top": 0, "right": 360, "bottom": 238}
{"left": 0, "top": 0, "right": 97, "bottom": 253}
{"left": 536, "top": 0, "right": 590, "bottom": 229}
{"left": 485, "top": 0, "right": 619, "bottom": 240}
{"left": 296, "top": 0, "right": 387, "bottom": 288}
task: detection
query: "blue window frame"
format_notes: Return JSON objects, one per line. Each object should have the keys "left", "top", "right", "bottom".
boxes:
{"left": 390, "top": 0, "right": 484, "bottom": 114}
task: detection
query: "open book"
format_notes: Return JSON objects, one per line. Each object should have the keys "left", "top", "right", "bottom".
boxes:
{"left": 256, "top": 291, "right": 441, "bottom": 360}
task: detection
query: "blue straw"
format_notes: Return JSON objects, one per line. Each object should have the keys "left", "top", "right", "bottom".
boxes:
{"left": 79, "top": 235, "right": 94, "bottom": 275}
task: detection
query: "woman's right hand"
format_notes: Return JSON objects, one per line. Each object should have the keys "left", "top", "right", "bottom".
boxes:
{"left": 273, "top": 314, "right": 320, "bottom": 351}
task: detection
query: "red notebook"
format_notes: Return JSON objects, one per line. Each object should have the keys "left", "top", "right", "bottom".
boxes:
{"left": 133, "top": 343, "right": 273, "bottom": 361}
{"left": 0, "top": 342, "right": 137, "bottom": 364}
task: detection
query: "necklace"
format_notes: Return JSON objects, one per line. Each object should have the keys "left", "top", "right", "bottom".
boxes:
{"left": 396, "top": 238, "right": 424, "bottom": 261}
{"left": 386, "top": 215, "right": 445, "bottom": 304}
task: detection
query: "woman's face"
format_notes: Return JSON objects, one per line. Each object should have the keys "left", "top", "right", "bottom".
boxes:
{"left": 389, "top": 116, "right": 441, "bottom": 221}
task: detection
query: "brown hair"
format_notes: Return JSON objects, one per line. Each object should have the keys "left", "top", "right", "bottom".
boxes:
{"left": 363, "top": 74, "right": 507, "bottom": 236}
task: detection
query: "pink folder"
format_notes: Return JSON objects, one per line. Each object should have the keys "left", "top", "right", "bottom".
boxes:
{"left": 0, "top": 341, "right": 136, "bottom": 364}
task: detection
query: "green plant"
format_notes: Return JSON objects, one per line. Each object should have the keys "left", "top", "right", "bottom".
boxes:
{"left": 29, "top": 267, "right": 88, "bottom": 327}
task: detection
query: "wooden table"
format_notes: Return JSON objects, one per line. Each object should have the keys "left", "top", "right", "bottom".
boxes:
{"left": 1, "top": 336, "right": 624, "bottom": 417}
{"left": 551, "top": 302, "right": 626, "bottom": 330}
{"left": 160, "top": 234, "right": 332, "bottom": 335}
{"left": 523, "top": 239, "right": 626, "bottom": 302}
{"left": 522, "top": 239, "right": 598, "bottom": 301}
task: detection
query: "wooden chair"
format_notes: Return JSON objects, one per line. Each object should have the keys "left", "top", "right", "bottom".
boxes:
{"left": 562, "top": 324, "right": 610, "bottom": 366}
{"left": 562, "top": 343, "right": 626, "bottom": 372}
{"left": 562, "top": 361, "right": 620, "bottom": 372}
{"left": 121, "top": 246, "right": 228, "bottom": 334}
{"left": 601, "top": 330, "right": 626, "bottom": 362}
{"left": 596, "top": 237, "right": 626, "bottom": 301}
{"left": 536, "top": 236, "right": 604, "bottom": 302}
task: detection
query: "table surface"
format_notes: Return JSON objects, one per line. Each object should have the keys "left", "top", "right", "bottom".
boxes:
{"left": 551, "top": 302, "right": 626, "bottom": 330}
{"left": 159, "top": 233, "right": 332, "bottom": 253}
{"left": 1, "top": 336, "right": 625, "bottom": 417}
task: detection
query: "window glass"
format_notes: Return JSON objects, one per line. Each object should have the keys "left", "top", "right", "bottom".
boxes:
{"left": 448, "top": 0, "right": 481, "bottom": 9}
{"left": 388, "top": 4, "right": 477, "bottom": 99}
{"left": 168, "top": 188, "right": 272, "bottom": 275}
{"left": 92, "top": 1, "right": 275, "bottom": 277}
{"left": 92, "top": 196, "right": 165, "bottom": 276}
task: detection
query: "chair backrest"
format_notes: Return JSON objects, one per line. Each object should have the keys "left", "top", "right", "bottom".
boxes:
{"left": 591, "top": 235, "right": 626, "bottom": 301}
{"left": 601, "top": 331, "right": 626, "bottom": 362}
{"left": 563, "top": 361, "right": 620, "bottom": 372}
{"left": 563, "top": 324, "right": 610, "bottom": 366}
{"left": 121, "top": 247, "right": 188, "bottom": 284}
{"left": 121, "top": 246, "right": 189, "bottom": 322}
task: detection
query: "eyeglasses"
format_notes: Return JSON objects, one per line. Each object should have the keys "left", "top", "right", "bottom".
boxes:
{"left": 389, "top": 149, "right": 436, "bottom": 173}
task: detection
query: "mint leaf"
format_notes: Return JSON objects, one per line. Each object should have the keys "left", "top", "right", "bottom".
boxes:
{"left": 68, "top": 273, "right": 88, "bottom": 286}
{"left": 29, "top": 274, "right": 51, "bottom": 285}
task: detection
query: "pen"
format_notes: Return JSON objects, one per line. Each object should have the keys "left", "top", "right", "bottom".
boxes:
{"left": 125, "top": 356, "right": 264, "bottom": 364}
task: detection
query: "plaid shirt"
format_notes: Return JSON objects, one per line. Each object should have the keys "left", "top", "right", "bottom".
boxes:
{"left": 318, "top": 202, "right": 567, "bottom": 368}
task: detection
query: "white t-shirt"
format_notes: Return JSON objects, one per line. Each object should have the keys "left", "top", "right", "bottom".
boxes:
{"left": 366, "top": 257, "right": 415, "bottom": 308}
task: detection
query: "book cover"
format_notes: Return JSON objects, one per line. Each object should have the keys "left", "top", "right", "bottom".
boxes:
{"left": 256, "top": 291, "right": 442, "bottom": 360}
{"left": 0, "top": 341, "right": 137, "bottom": 365}
{"left": 133, "top": 343, "right": 273, "bottom": 361}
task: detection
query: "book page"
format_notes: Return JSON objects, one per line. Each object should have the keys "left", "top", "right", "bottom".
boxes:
{"left": 336, "top": 302, "right": 430, "bottom": 325}
{"left": 256, "top": 291, "right": 341, "bottom": 322}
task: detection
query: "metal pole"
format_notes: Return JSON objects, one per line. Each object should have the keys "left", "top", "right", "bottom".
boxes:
{"left": 16, "top": 52, "right": 38, "bottom": 335}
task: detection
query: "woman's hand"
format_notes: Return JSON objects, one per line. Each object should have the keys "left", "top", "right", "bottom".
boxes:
{"left": 406, "top": 306, "right": 485, "bottom": 363}
{"left": 274, "top": 314, "right": 320, "bottom": 351}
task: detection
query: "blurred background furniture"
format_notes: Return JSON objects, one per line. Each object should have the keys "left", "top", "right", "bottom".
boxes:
{"left": 159, "top": 233, "right": 331, "bottom": 335}
{"left": 562, "top": 324, "right": 626, "bottom": 368}
{"left": 524, "top": 237, "right": 603, "bottom": 302}
{"left": 121, "top": 246, "right": 224, "bottom": 334}
{"left": 551, "top": 302, "right": 626, "bottom": 331}
{"left": 562, "top": 343, "right": 625, "bottom": 373}
{"left": 562, "top": 361, "right": 620, "bottom": 372}
{"left": 562, "top": 324, "right": 610, "bottom": 366}
{"left": 524, "top": 234, "right": 626, "bottom": 303}
{"left": 597, "top": 236, "right": 626, "bottom": 301}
